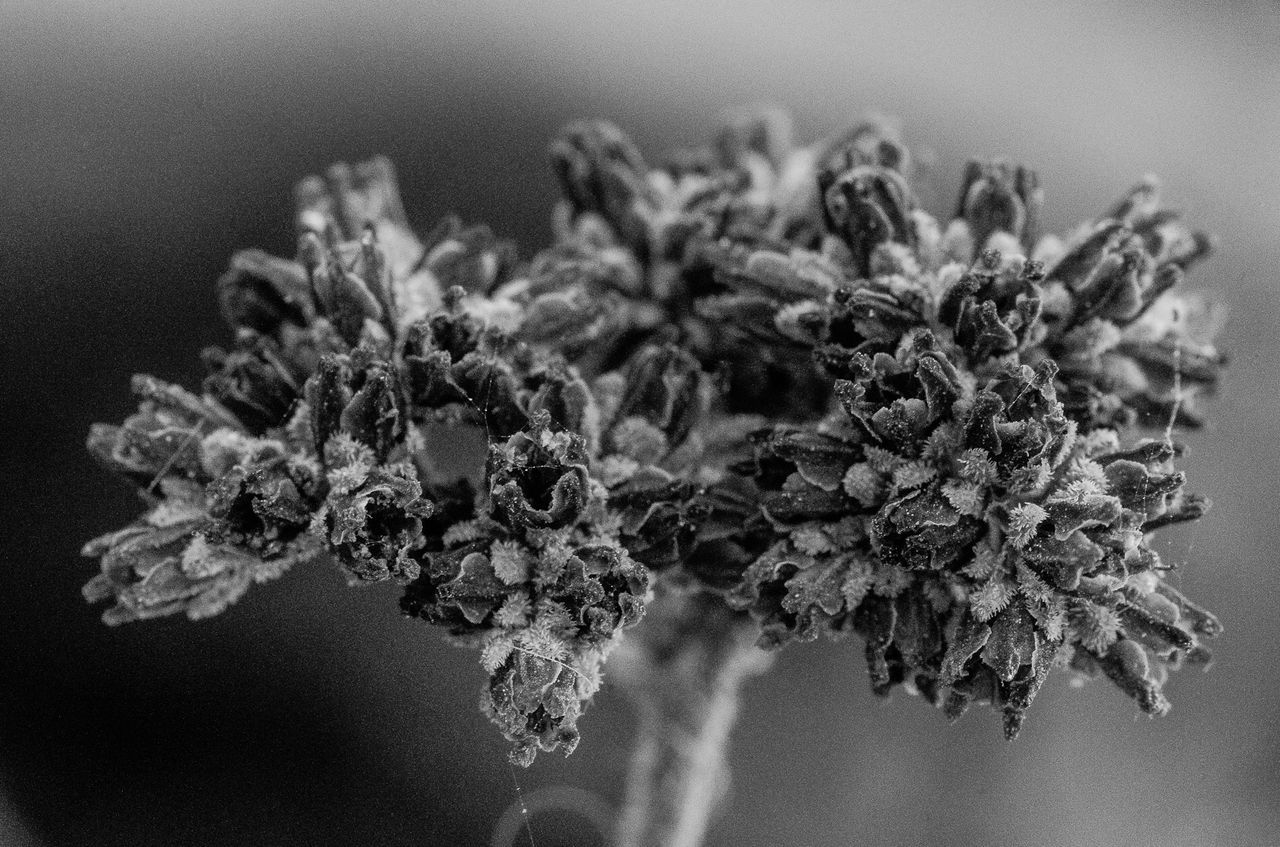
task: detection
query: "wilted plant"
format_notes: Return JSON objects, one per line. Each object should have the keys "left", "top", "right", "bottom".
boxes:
{"left": 84, "top": 108, "right": 1224, "bottom": 847}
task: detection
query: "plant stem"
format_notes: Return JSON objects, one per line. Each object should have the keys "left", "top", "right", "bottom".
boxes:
{"left": 613, "top": 589, "right": 771, "bottom": 847}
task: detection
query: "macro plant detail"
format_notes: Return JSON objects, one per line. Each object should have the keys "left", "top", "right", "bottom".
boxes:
{"left": 83, "top": 109, "right": 1224, "bottom": 845}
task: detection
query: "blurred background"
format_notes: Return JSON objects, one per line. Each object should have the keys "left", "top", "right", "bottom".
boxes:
{"left": 2, "top": 1, "right": 1279, "bottom": 844}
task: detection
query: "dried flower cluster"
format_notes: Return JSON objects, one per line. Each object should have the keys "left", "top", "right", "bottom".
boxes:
{"left": 85, "top": 110, "right": 1223, "bottom": 764}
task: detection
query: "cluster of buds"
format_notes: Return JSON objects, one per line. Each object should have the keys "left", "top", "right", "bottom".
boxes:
{"left": 85, "top": 109, "right": 1224, "bottom": 761}
{"left": 714, "top": 122, "right": 1223, "bottom": 734}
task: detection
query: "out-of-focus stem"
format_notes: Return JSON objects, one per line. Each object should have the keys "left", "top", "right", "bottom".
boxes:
{"left": 613, "top": 588, "right": 771, "bottom": 847}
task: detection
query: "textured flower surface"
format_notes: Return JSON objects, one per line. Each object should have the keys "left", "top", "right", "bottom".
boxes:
{"left": 84, "top": 109, "right": 1223, "bottom": 762}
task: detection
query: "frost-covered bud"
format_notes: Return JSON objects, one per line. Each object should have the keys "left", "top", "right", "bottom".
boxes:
{"left": 820, "top": 160, "right": 916, "bottom": 277}
{"left": 489, "top": 413, "right": 592, "bottom": 530}
{"left": 599, "top": 344, "right": 714, "bottom": 573}
{"left": 955, "top": 160, "right": 1043, "bottom": 251}
{"left": 318, "top": 435, "right": 432, "bottom": 583}
{"left": 82, "top": 478, "right": 320, "bottom": 625}
{"left": 1037, "top": 180, "right": 1224, "bottom": 430}
{"left": 305, "top": 240, "right": 387, "bottom": 347}
{"left": 400, "top": 407, "right": 650, "bottom": 763}
{"left": 606, "top": 344, "right": 708, "bottom": 461}
{"left": 417, "top": 215, "right": 518, "bottom": 296}
{"left": 203, "top": 451, "right": 321, "bottom": 559}
{"left": 201, "top": 338, "right": 305, "bottom": 433}
{"left": 400, "top": 306, "right": 529, "bottom": 436}
{"left": 294, "top": 156, "right": 423, "bottom": 278}
{"left": 217, "top": 249, "right": 315, "bottom": 336}
{"left": 518, "top": 288, "right": 615, "bottom": 351}
{"left": 484, "top": 639, "right": 601, "bottom": 768}
{"left": 84, "top": 371, "right": 323, "bottom": 625}
{"left": 550, "top": 120, "right": 657, "bottom": 258}
{"left": 305, "top": 350, "right": 406, "bottom": 462}
{"left": 716, "top": 106, "right": 796, "bottom": 170}
{"left": 87, "top": 375, "right": 243, "bottom": 488}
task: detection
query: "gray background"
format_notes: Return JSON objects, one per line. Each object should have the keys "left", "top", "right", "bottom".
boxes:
{"left": 2, "top": 1, "right": 1278, "bottom": 844}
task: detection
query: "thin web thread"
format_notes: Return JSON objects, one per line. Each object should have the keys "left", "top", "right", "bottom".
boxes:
{"left": 509, "top": 765, "right": 536, "bottom": 847}
{"left": 1163, "top": 344, "right": 1183, "bottom": 446}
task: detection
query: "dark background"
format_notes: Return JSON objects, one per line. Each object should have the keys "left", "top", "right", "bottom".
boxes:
{"left": 3, "top": 2, "right": 1279, "bottom": 845}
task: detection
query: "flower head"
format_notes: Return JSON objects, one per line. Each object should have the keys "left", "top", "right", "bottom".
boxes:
{"left": 85, "top": 108, "right": 1224, "bottom": 760}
